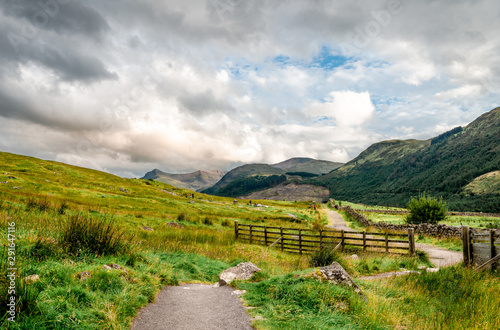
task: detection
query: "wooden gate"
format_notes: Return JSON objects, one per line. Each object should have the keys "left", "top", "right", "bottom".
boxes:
{"left": 462, "top": 226, "right": 500, "bottom": 270}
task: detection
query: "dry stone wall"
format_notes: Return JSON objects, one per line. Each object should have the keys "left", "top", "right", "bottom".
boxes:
{"left": 341, "top": 206, "right": 462, "bottom": 238}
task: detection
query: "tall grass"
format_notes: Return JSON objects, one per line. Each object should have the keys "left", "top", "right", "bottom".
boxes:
{"left": 61, "top": 214, "right": 130, "bottom": 256}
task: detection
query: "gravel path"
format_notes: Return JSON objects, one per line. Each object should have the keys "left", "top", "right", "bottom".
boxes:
{"left": 131, "top": 284, "right": 254, "bottom": 330}
{"left": 326, "top": 209, "right": 352, "bottom": 231}
{"left": 325, "top": 209, "right": 463, "bottom": 269}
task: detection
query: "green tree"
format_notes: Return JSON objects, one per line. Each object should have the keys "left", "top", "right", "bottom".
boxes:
{"left": 405, "top": 193, "right": 447, "bottom": 224}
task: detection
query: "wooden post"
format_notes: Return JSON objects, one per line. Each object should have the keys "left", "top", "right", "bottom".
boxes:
{"left": 249, "top": 225, "right": 253, "bottom": 244}
{"left": 319, "top": 229, "right": 323, "bottom": 250}
{"left": 363, "top": 231, "right": 366, "bottom": 252}
{"left": 235, "top": 221, "right": 239, "bottom": 240}
{"left": 299, "top": 229, "right": 303, "bottom": 255}
{"left": 462, "top": 226, "right": 470, "bottom": 267}
{"left": 264, "top": 226, "right": 268, "bottom": 246}
{"left": 490, "top": 229, "right": 496, "bottom": 270}
{"left": 280, "top": 227, "right": 284, "bottom": 251}
{"left": 385, "top": 232, "right": 389, "bottom": 253}
{"left": 408, "top": 228, "right": 415, "bottom": 256}
{"left": 341, "top": 230, "right": 345, "bottom": 252}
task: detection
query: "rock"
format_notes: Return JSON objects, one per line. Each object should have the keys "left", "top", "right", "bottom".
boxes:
{"left": 0, "top": 181, "right": 7, "bottom": 184}
{"left": 75, "top": 271, "right": 91, "bottom": 280}
{"left": 119, "top": 188, "right": 130, "bottom": 193}
{"left": 287, "top": 213, "right": 298, "bottom": 219}
{"left": 24, "top": 274, "right": 39, "bottom": 283}
{"left": 142, "top": 226, "right": 153, "bottom": 231}
{"left": 350, "top": 254, "right": 359, "bottom": 260}
{"left": 101, "top": 265, "right": 112, "bottom": 271}
{"left": 189, "top": 200, "right": 195, "bottom": 204}
{"left": 426, "top": 268, "right": 439, "bottom": 273}
{"left": 218, "top": 262, "right": 261, "bottom": 286}
{"left": 13, "top": 187, "right": 22, "bottom": 189}
{"left": 166, "top": 222, "right": 184, "bottom": 229}
{"left": 314, "top": 262, "right": 367, "bottom": 301}
{"left": 7, "top": 176, "right": 15, "bottom": 179}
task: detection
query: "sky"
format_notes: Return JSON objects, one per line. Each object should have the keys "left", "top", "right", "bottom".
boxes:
{"left": 0, "top": 0, "right": 499, "bottom": 178}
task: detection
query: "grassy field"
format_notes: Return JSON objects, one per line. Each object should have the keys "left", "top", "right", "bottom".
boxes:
{"left": 1, "top": 151, "right": 499, "bottom": 329}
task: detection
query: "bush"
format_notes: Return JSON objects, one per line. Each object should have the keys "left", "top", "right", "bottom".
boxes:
{"left": 309, "top": 248, "right": 339, "bottom": 267}
{"left": 405, "top": 193, "right": 447, "bottom": 224}
{"left": 60, "top": 214, "right": 129, "bottom": 256}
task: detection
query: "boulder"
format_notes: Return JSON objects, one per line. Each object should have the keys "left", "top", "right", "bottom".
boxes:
{"left": 218, "top": 262, "right": 261, "bottom": 286}
{"left": 312, "top": 262, "right": 367, "bottom": 301}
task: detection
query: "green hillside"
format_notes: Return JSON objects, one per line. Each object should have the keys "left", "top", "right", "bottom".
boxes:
{"left": 203, "top": 158, "right": 343, "bottom": 197}
{"left": 315, "top": 107, "right": 500, "bottom": 212}
{"left": 202, "top": 164, "right": 287, "bottom": 196}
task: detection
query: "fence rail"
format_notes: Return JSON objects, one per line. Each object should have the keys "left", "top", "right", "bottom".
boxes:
{"left": 235, "top": 221, "right": 415, "bottom": 255}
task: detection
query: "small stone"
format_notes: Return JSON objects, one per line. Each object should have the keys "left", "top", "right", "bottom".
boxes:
{"left": 101, "top": 265, "right": 112, "bottom": 271}
{"left": 166, "top": 222, "right": 184, "bottom": 229}
{"left": 350, "top": 254, "right": 359, "bottom": 260}
{"left": 24, "top": 274, "right": 40, "bottom": 283}
{"left": 231, "top": 290, "right": 247, "bottom": 296}
{"left": 426, "top": 268, "right": 439, "bottom": 273}
{"left": 142, "top": 226, "right": 153, "bottom": 231}
{"left": 75, "top": 271, "right": 91, "bottom": 280}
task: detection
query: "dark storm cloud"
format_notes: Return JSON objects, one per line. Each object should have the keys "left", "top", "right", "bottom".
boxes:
{"left": 1, "top": 0, "right": 109, "bottom": 39}
{"left": 0, "top": 87, "right": 98, "bottom": 132}
{"left": 32, "top": 46, "right": 118, "bottom": 82}
{"left": 178, "top": 90, "right": 234, "bottom": 116}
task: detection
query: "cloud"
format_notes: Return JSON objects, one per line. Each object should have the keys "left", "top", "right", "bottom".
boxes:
{"left": 306, "top": 91, "right": 375, "bottom": 127}
{"left": 0, "top": 0, "right": 499, "bottom": 177}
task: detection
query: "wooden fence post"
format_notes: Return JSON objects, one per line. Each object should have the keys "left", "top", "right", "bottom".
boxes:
{"left": 408, "top": 228, "right": 415, "bottom": 256}
{"left": 235, "top": 221, "right": 239, "bottom": 240}
{"left": 341, "top": 230, "right": 345, "bottom": 252}
{"left": 299, "top": 229, "right": 303, "bottom": 255}
{"left": 462, "top": 226, "right": 470, "bottom": 267}
{"left": 280, "top": 227, "right": 284, "bottom": 251}
{"left": 385, "top": 232, "right": 389, "bottom": 253}
{"left": 249, "top": 225, "right": 253, "bottom": 245}
{"left": 363, "top": 231, "right": 366, "bottom": 252}
{"left": 264, "top": 226, "right": 268, "bottom": 246}
{"left": 490, "top": 229, "right": 496, "bottom": 270}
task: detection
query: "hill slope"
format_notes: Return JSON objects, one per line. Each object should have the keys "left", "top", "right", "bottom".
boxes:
{"left": 142, "top": 169, "right": 227, "bottom": 191}
{"left": 315, "top": 107, "right": 500, "bottom": 212}
{"left": 202, "top": 158, "right": 343, "bottom": 197}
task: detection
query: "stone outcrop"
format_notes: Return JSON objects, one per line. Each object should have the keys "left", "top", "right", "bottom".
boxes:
{"left": 218, "top": 262, "right": 261, "bottom": 286}
{"left": 309, "top": 262, "right": 367, "bottom": 301}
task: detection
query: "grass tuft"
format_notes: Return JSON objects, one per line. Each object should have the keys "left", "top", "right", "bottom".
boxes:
{"left": 60, "top": 214, "right": 130, "bottom": 256}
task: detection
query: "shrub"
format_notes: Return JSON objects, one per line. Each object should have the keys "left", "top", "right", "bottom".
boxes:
{"left": 58, "top": 201, "right": 69, "bottom": 215}
{"left": 60, "top": 214, "right": 129, "bottom": 256}
{"left": 309, "top": 248, "right": 339, "bottom": 267}
{"left": 405, "top": 193, "right": 447, "bottom": 224}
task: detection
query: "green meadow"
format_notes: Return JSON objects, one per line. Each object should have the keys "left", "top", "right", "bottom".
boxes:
{"left": 1, "top": 151, "right": 499, "bottom": 329}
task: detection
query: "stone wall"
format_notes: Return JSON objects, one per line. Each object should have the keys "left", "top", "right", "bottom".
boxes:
{"left": 341, "top": 206, "right": 462, "bottom": 238}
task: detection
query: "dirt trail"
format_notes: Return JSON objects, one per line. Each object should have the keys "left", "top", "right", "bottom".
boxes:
{"left": 131, "top": 284, "right": 254, "bottom": 330}
{"left": 325, "top": 209, "right": 463, "bottom": 269}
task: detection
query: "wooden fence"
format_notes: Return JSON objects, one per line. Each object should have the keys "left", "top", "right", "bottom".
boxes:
{"left": 234, "top": 221, "right": 415, "bottom": 255}
{"left": 462, "top": 226, "right": 499, "bottom": 270}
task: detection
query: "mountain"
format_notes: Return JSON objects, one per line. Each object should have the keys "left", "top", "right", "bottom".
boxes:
{"left": 202, "top": 158, "right": 343, "bottom": 197}
{"left": 314, "top": 107, "right": 500, "bottom": 212}
{"left": 141, "top": 169, "right": 227, "bottom": 192}
{"left": 274, "top": 157, "right": 344, "bottom": 175}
